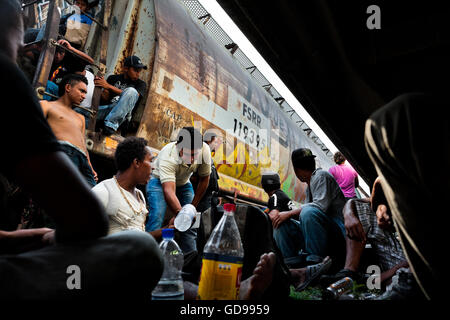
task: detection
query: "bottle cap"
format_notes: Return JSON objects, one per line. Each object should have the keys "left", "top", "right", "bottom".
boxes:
{"left": 162, "top": 228, "right": 174, "bottom": 239}
{"left": 223, "top": 203, "right": 236, "bottom": 212}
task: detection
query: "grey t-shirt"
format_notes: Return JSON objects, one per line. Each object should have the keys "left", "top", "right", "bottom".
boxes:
{"left": 303, "top": 169, "right": 346, "bottom": 218}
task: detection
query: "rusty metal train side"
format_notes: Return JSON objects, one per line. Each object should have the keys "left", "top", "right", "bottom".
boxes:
{"left": 87, "top": 0, "right": 334, "bottom": 205}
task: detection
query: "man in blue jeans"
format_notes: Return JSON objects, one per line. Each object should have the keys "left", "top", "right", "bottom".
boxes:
{"left": 272, "top": 148, "right": 347, "bottom": 273}
{"left": 94, "top": 55, "right": 147, "bottom": 136}
{"left": 146, "top": 127, "right": 211, "bottom": 254}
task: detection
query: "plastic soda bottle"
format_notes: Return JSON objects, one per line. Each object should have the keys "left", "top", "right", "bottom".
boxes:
{"left": 197, "top": 203, "right": 244, "bottom": 300}
{"left": 151, "top": 228, "right": 184, "bottom": 300}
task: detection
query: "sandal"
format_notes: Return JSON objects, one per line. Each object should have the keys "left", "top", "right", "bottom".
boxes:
{"left": 295, "top": 256, "right": 333, "bottom": 291}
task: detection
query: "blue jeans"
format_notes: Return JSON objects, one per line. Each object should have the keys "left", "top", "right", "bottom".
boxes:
{"left": 146, "top": 178, "right": 197, "bottom": 254}
{"left": 96, "top": 87, "right": 139, "bottom": 131}
{"left": 273, "top": 206, "right": 345, "bottom": 266}
{"left": 59, "top": 144, "right": 96, "bottom": 188}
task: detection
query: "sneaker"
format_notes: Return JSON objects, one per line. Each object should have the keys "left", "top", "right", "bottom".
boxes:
{"left": 102, "top": 126, "right": 116, "bottom": 136}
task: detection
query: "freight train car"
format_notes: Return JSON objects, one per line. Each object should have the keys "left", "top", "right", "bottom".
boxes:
{"left": 75, "top": 0, "right": 334, "bottom": 205}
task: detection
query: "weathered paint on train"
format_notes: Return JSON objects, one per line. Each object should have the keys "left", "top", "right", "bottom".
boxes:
{"left": 85, "top": 0, "right": 334, "bottom": 204}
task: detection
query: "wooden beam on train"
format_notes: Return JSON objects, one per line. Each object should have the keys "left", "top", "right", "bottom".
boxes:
{"left": 88, "top": 0, "right": 112, "bottom": 132}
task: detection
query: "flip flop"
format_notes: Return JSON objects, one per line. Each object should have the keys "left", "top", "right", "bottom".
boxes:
{"left": 295, "top": 256, "right": 333, "bottom": 292}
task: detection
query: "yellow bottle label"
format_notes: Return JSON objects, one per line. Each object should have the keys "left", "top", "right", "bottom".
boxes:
{"left": 197, "top": 253, "right": 243, "bottom": 300}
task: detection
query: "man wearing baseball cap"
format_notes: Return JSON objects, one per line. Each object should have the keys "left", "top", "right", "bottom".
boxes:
{"left": 94, "top": 55, "right": 147, "bottom": 136}
{"left": 281, "top": 148, "right": 347, "bottom": 287}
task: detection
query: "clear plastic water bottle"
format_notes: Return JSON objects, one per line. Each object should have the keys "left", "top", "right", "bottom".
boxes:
{"left": 151, "top": 228, "right": 184, "bottom": 300}
{"left": 174, "top": 204, "right": 197, "bottom": 232}
{"left": 197, "top": 203, "right": 244, "bottom": 300}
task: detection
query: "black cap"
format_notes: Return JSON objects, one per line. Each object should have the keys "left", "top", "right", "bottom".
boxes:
{"left": 291, "top": 148, "right": 316, "bottom": 163}
{"left": 261, "top": 172, "right": 281, "bottom": 188}
{"left": 124, "top": 55, "right": 147, "bottom": 70}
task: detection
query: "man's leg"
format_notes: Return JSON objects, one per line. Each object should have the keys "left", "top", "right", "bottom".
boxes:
{"left": 0, "top": 230, "right": 163, "bottom": 299}
{"left": 96, "top": 104, "right": 113, "bottom": 122}
{"left": 145, "top": 178, "right": 167, "bottom": 232}
{"left": 176, "top": 182, "right": 196, "bottom": 254}
{"left": 273, "top": 218, "right": 305, "bottom": 266}
{"left": 103, "top": 87, "right": 139, "bottom": 133}
{"left": 78, "top": 153, "right": 96, "bottom": 188}
{"left": 300, "top": 206, "right": 346, "bottom": 267}
{"left": 319, "top": 237, "right": 365, "bottom": 287}
{"left": 343, "top": 237, "right": 365, "bottom": 272}
{"left": 59, "top": 144, "right": 96, "bottom": 188}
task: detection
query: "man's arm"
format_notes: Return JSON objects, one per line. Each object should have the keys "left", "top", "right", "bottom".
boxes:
{"left": 191, "top": 145, "right": 212, "bottom": 208}
{"left": 149, "top": 221, "right": 175, "bottom": 241}
{"left": 272, "top": 208, "right": 301, "bottom": 229}
{"left": 58, "top": 39, "right": 94, "bottom": 65}
{"left": 380, "top": 261, "right": 409, "bottom": 283}
{"left": 80, "top": 115, "right": 97, "bottom": 182}
{"left": 94, "top": 76, "right": 122, "bottom": 96}
{"left": 191, "top": 175, "right": 210, "bottom": 208}
{"left": 161, "top": 181, "right": 183, "bottom": 217}
{"left": 343, "top": 198, "right": 368, "bottom": 242}
{"left": 0, "top": 228, "right": 54, "bottom": 254}
{"left": 39, "top": 100, "right": 50, "bottom": 118}
{"left": 13, "top": 151, "right": 109, "bottom": 243}
{"left": 370, "top": 177, "right": 387, "bottom": 213}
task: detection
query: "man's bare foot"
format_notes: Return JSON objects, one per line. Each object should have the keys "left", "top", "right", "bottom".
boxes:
{"left": 290, "top": 267, "right": 307, "bottom": 288}
{"left": 240, "top": 252, "right": 276, "bottom": 300}
{"left": 289, "top": 256, "right": 332, "bottom": 291}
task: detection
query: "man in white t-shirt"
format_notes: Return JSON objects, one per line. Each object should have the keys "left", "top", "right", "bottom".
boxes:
{"left": 80, "top": 69, "right": 94, "bottom": 109}
{"left": 92, "top": 137, "right": 153, "bottom": 235}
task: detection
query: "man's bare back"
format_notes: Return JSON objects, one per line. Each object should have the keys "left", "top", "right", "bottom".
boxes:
{"left": 40, "top": 100, "right": 88, "bottom": 155}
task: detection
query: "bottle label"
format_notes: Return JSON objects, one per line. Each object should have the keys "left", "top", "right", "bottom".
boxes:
{"left": 197, "top": 253, "right": 243, "bottom": 300}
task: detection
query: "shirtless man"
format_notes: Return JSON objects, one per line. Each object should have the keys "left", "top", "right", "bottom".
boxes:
{"left": 40, "top": 73, "right": 97, "bottom": 187}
